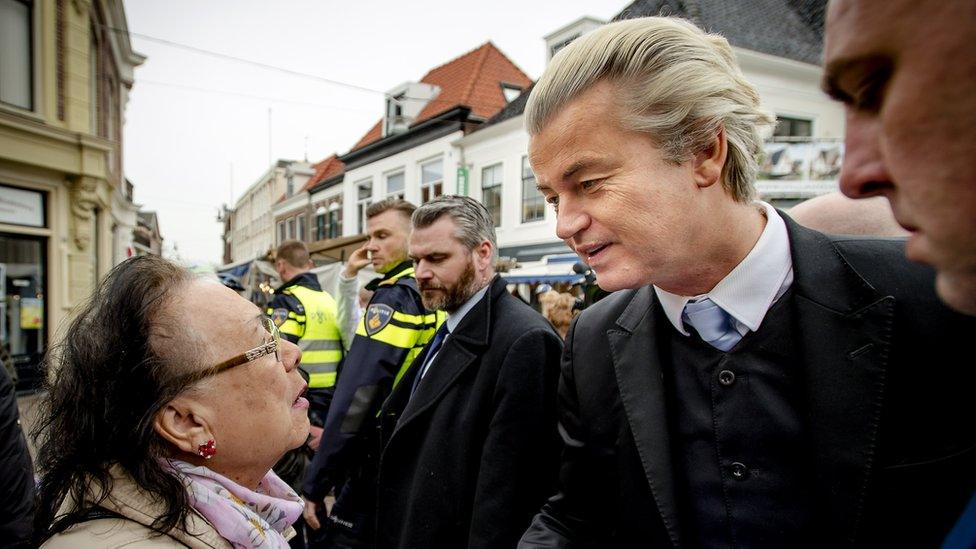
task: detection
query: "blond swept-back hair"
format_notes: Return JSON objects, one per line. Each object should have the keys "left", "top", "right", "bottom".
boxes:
{"left": 525, "top": 17, "right": 775, "bottom": 202}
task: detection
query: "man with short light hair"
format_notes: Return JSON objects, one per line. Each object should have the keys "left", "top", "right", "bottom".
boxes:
{"left": 519, "top": 16, "right": 975, "bottom": 548}
{"left": 376, "top": 195, "right": 562, "bottom": 549}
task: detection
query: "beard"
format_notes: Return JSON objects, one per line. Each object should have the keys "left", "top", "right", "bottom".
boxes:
{"left": 419, "top": 260, "right": 480, "bottom": 313}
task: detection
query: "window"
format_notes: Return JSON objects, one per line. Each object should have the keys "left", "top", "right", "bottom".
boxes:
{"left": 297, "top": 214, "right": 306, "bottom": 241}
{"left": 327, "top": 199, "right": 342, "bottom": 239}
{"left": 773, "top": 116, "right": 813, "bottom": 139}
{"left": 385, "top": 171, "right": 405, "bottom": 200}
{"left": 356, "top": 178, "right": 372, "bottom": 234}
{"left": 277, "top": 220, "right": 285, "bottom": 244}
{"left": 0, "top": 0, "right": 33, "bottom": 110}
{"left": 420, "top": 159, "right": 443, "bottom": 203}
{"left": 287, "top": 217, "right": 296, "bottom": 240}
{"left": 286, "top": 176, "right": 295, "bottom": 197}
{"left": 481, "top": 163, "right": 503, "bottom": 227}
{"left": 501, "top": 83, "right": 522, "bottom": 103}
{"left": 521, "top": 156, "right": 545, "bottom": 223}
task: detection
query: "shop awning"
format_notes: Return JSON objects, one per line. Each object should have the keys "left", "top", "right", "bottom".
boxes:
{"left": 500, "top": 253, "right": 586, "bottom": 285}
{"left": 502, "top": 273, "right": 585, "bottom": 284}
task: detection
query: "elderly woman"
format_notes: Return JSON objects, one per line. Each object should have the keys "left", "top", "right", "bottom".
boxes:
{"left": 33, "top": 256, "right": 310, "bottom": 547}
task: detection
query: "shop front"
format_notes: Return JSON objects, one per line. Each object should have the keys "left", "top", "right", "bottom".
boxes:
{"left": 0, "top": 184, "right": 48, "bottom": 391}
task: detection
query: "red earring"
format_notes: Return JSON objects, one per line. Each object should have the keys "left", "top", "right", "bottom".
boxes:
{"left": 197, "top": 439, "right": 216, "bottom": 460}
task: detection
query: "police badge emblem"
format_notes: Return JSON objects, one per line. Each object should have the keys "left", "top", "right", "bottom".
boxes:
{"left": 271, "top": 308, "right": 289, "bottom": 327}
{"left": 365, "top": 303, "right": 394, "bottom": 336}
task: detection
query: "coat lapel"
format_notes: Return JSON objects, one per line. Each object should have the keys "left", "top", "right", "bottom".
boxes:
{"left": 784, "top": 215, "right": 893, "bottom": 544}
{"left": 608, "top": 286, "right": 682, "bottom": 548}
{"left": 389, "top": 277, "right": 499, "bottom": 440}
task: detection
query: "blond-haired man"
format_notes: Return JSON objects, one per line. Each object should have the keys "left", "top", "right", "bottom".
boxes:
{"left": 519, "top": 16, "right": 975, "bottom": 548}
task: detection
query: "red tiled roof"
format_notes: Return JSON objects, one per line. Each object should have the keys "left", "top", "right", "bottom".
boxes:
{"left": 348, "top": 42, "right": 532, "bottom": 153}
{"left": 303, "top": 154, "right": 345, "bottom": 191}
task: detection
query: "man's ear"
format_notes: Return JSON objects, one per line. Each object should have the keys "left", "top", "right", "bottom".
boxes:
{"left": 693, "top": 127, "right": 728, "bottom": 189}
{"left": 154, "top": 395, "right": 213, "bottom": 456}
{"left": 474, "top": 241, "right": 493, "bottom": 271}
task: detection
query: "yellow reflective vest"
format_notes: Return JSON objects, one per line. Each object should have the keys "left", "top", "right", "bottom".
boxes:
{"left": 267, "top": 273, "right": 344, "bottom": 389}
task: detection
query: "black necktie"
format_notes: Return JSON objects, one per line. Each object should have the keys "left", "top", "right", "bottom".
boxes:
{"left": 411, "top": 324, "right": 449, "bottom": 397}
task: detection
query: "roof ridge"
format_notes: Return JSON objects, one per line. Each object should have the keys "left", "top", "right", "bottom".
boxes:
{"left": 459, "top": 42, "right": 493, "bottom": 104}
{"left": 484, "top": 41, "right": 532, "bottom": 87}
{"left": 421, "top": 41, "right": 492, "bottom": 78}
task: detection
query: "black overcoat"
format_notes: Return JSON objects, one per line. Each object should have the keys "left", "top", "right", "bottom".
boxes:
{"left": 520, "top": 216, "right": 976, "bottom": 548}
{"left": 377, "top": 275, "right": 563, "bottom": 549}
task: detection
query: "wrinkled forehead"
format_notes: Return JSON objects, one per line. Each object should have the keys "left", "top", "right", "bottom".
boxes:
{"left": 176, "top": 278, "right": 264, "bottom": 337}
{"left": 529, "top": 82, "right": 621, "bottom": 180}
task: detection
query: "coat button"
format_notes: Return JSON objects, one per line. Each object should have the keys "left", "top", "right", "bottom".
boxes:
{"left": 730, "top": 462, "right": 749, "bottom": 480}
{"left": 718, "top": 369, "right": 736, "bottom": 386}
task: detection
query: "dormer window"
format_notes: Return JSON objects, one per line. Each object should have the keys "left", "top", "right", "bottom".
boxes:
{"left": 385, "top": 93, "right": 409, "bottom": 135}
{"left": 381, "top": 82, "right": 440, "bottom": 137}
{"left": 500, "top": 83, "right": 523, "bottom": 103}
{"left": 387, "top": 93, "right": 405, "bottom": 118}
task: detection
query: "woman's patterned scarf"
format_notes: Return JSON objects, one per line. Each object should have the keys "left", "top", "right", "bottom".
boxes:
{"left": 163, "top": 459, "right": 303, "bottom": 548}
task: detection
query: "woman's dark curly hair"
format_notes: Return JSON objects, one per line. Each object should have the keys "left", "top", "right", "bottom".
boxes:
{"left": 31, "top": 255, "right": 200, "bottom": 543}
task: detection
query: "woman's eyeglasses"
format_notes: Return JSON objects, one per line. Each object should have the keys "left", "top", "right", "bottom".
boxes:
{"left": 201, "top": 316, "right": 282, "bottom": 379}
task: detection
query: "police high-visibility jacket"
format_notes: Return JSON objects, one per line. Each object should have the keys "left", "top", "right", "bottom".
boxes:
{"left": 302, "top": 261, "right": 445, "bottom": 501}
{"left": 267, "top": 272, "right": 345, "bottom": 390}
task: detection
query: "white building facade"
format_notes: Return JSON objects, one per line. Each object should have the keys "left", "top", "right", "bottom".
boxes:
{"left": 226, "top": 159, "right": 311, "bottom": 263}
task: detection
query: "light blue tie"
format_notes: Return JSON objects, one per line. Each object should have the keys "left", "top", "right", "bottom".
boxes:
{"left": 681, "top": 298, "right": 741, "bottom": 352}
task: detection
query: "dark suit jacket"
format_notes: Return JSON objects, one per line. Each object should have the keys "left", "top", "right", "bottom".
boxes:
{"left": 521, "top": 217, "right": 976, "bottom": 548}
{"left": 377, "top": 275, "right": 564, "bottom": 549}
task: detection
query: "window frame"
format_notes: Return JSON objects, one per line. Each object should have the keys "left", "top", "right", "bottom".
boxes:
{"left": 356, "top": 178, "right": 373, "bottom": 234}
{"left": 0, "top": 0, "right": 36, "bottom": 112}
{"left": 385, "top": 169, "right": 405, "bottom": 200}
{"left": 481, "top": 162, "right": 503, "bottom": 227}
{"left": 420, "top": 157, "right": 444, "bottom": 204}
{"left": 521, "top": 156, "right": 545, "bottom": 224}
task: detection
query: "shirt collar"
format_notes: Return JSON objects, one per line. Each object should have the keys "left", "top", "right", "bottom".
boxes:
{"left": 655, "top": 201, "right": 794, "bottom": 336}
{"left": 446, "top": 282, "right": 492, "bottom": 334}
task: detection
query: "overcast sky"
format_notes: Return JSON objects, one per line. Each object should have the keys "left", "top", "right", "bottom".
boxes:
{"left": 121, "top": 0, "right": 629, "bottom": 265}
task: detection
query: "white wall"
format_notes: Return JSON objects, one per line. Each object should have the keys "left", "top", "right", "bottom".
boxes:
{"left": 736, "top": 48, "right": 845, "bottom": 139}
{"left": 340, "top": 131, "right": 463, "bottom": 236}
{"left": 457, "top": 116, "right": 558, "bottom": 251}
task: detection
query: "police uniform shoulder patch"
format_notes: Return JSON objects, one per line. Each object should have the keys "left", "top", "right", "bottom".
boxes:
{"left": 271, "top": 308, "right": 289, "bottom": 327}
{"left": 365, "top": 303, "right": 394, "bottom": 336}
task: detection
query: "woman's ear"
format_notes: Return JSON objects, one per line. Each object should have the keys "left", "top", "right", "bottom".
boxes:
{"left": 693, "top": 127, "right": 728, "bottom": 189}
{"left": 154, "top": 395, "right": 213, "bottom": 456}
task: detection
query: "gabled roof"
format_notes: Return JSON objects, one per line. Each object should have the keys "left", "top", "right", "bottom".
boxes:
{"left": 303, "top": 154, "right": 345, "bottom": 191}
{"left": 613, "top": 0, "right": 826, "bottom": 65}
{"left": 348, "top": 42, "right": 532, "bottom": 153}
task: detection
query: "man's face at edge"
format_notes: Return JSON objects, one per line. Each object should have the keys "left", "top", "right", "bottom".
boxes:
{"left": 824, "top": 0, "right": 976, "bottom": 314}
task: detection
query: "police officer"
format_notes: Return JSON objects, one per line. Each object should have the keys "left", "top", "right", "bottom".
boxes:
{"left": 302, "top": 198, "right": 443, "bottom": 548}
{"left": 267, "top": 240, "right": 348, "bottom": 549}
{"left": 269, "top": 239, "right": 347, "bottom": 422}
